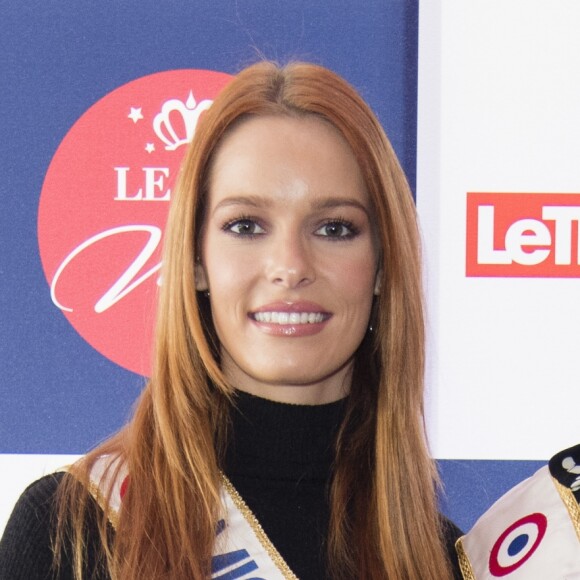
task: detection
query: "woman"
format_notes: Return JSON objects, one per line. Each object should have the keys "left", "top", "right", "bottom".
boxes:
{"left": 0, "top": 61, "right": 462, "bottom": 579}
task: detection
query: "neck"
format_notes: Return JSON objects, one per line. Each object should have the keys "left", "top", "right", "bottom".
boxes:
{"left": 222, "top": 359, "right": 353, "bottom": 405}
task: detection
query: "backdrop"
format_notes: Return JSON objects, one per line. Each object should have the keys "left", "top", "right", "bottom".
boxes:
{"left": 2, "top": 0, "right": 575, "bottom": 537}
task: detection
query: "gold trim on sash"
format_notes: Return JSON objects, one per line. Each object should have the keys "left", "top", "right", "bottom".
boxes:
{"left": 220, "top": 473, "right": 299, "bottom": 580}
{"left": 87, "top": 478, "right": 120, "bottom": 529}
{"left": 81, "top": 462, "right": 299, "bottom": 579}
{"left": 552, "top": 476, "right": 580, "bottom": 543}
{"left": 455, "top": 537, "right": 476, "bottom": 580}
{"left": 63, "top": 463, "right": 123, "bottom": 530}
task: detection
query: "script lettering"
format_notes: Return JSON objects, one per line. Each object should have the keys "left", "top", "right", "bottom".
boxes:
{"left": 51, "top": 225, "right": 162, "bottom": 313}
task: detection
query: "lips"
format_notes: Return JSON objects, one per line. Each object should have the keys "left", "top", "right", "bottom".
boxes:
{"left": 249, "top": 302, "right": 332, "bottom": 334}
{"left": 253, "top": 311, "right": 327, "bottom": 324}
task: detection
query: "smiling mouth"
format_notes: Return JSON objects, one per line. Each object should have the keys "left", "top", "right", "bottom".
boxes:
{"left": 251, "top": 312, "right": 330, "bottom": 324}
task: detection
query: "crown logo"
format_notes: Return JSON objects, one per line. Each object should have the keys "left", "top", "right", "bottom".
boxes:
{"left": 153, "top": 91, "right": 213, "bottom": 151}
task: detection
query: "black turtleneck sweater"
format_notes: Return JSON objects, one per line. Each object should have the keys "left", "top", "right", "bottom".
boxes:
{"left": 0, "top": 392, "right": 463, "bottom": 579}
{"left": 225, "top": 391, "right": 345, "bottom": 579}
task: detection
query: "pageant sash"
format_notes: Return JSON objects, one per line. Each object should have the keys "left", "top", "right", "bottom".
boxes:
{"left": 456, "top": 444, "right": 580, "bottom": 579}
{"left": 86, "top": 456, "right": 299, "bottom": 580}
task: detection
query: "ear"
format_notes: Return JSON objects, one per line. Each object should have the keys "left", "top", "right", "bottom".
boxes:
{"left": 373, "top": 269, "right": 382, "bottom": 296}
{"left": 195, "top": 262, "right": 209, "bottom": 291}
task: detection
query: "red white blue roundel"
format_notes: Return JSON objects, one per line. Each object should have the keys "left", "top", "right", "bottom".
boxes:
{"left": 488, "top": 513, "right": 548, "bottom": 576}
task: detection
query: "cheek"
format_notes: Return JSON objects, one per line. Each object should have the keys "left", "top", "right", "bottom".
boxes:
{"left": 327, "top": 255, "right": 377, "bottom": 302}
{"left": 202, "top": 245, "right": 257, "bottom": 331}
{"left": 203, "top": 239, "right": 255, "bottom": 291}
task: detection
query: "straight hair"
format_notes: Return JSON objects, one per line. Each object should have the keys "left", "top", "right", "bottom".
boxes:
{"left": 55, "top": 61, "right": 453, "bottom": 579}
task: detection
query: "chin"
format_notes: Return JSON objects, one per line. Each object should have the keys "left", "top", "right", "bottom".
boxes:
{"left": 253, "top": 370, "right": 324, "bottom": 387}
{"left": 248, "top": 361, "right": 347, "bottom": 388}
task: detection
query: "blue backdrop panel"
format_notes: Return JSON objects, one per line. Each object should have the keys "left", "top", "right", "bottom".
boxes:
{"left": 438, "top": 459, "right": 545, "bottom": 533}
{"left": 0, "top": 0, "right": 417, "bottom": 453}
{"left": 0, "top": 0, "right": 545, "bottom": 532}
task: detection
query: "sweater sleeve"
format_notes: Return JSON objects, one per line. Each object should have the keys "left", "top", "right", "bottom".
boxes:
{"left": 0, "top": 472, "right": 111, "bottom": 580}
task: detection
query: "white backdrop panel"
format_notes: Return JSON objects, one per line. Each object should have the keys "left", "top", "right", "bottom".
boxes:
{"left": 419, "top": 1, "right": 580, "bottom": 460}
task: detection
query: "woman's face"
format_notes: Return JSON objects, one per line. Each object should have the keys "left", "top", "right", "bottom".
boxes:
{"left": 197, "top": 114, "right": 379, "bottom": 404}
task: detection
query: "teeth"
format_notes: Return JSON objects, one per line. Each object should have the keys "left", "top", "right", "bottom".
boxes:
{"left": 254, "top": 312, "right": 325, "bottom": 324}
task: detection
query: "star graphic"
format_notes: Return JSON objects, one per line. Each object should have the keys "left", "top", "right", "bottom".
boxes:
{"left": 145, "top": 143, "right": 155, "bottom": 153}
{"left": 128, "top": 107, "right": 144, "bottom": 123}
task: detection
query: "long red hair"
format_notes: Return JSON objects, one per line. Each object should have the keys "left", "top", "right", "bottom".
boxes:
{"left": 56, "top": 61, "right": 454, "bottom": 579}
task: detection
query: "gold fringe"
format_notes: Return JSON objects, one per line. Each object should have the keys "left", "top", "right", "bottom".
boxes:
{"left": 221, "top": 473, "right": 299, "bottom": 580}
{"left": 455, "top": 537, "right": 476, "bottom": 580}
{"left": 552, "top": 476, "right": 580, "bottom": 544}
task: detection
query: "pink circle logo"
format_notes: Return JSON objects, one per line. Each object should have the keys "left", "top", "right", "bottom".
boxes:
{"left": 38, "top": 69, "right": 233, "bottom": 376}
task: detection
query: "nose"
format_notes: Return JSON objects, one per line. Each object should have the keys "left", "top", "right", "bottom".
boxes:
{"left": 265, "top": 233, "right": 315, "bottom": 289}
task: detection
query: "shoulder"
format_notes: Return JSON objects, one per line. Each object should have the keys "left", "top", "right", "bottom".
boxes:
{"left": 0, "top": 471, "right": 112, "bottom": 580}
{"left": 15, "top": 471, "right": 66, "bottom": 509}
{"left": 0, "top": 472, "right": 68, "bottom": 579}
{"left": 3, "top": 471, "right": 67, "bottom": 535}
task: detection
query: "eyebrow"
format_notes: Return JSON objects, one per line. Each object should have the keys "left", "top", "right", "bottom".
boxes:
{"left": 311, "top": 197, "right": 370, "bottom": 217}
{"left": 212, "top": 195, "right": 370, "bottom": 217}
{"left": 213, "top": 195, "right": 271, "bottom": 212}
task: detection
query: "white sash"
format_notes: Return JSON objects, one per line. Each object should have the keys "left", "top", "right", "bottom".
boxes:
{"left": 86, "top": 456, "right": 299, "bottom": 579}
{"left": 456, "top": 465, "right": 580, "bottom": 579}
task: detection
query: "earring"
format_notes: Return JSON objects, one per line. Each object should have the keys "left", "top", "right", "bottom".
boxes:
{"left": 368, "top": 296, "right": 379, "bottom": 333}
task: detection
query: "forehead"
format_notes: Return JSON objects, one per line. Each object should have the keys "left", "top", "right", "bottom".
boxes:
{"left": 207, "top": 114, "right": 369, "bottom": 207}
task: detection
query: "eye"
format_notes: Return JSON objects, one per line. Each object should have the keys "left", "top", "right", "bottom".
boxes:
{"left": 224, "top": 218, "right": 266, "bottom": 237}
{"left": 314, "top": 220, "right": 358, "bottom": 240}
